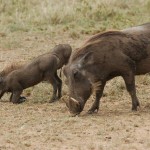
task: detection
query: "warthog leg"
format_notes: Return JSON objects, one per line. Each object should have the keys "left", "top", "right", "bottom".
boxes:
{"left": 49, "top": 74, "right": 59, "bottom": 103}
{"left": 121, "top": 56, "right": 140, "bottom": 111}
{"left": 49, "top": 79, "right": 57, "bottom": 103}
{"left": 10, "top": 93, "right": 26, "bottom": 103}
{"left": 11, "top": 90, "right": 23, "bottom": 104}
{"left": 55, "top": 72, "right": 62, "bottom": 99}
{"left": 88, "top": 82, "right": 106, "bottom": 114}
{"left": 49, "top": 72, "right": 62, "bottom": 103}
{"left": 123, "top": 72, "right": 140, "bottom": 111}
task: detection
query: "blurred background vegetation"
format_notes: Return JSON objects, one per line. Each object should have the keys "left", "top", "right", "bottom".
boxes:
{"left": 0, "top": 0, "right": 149, "bottom": 36}
{"left": 0, "top": 0, "right": 150, "bottom": 106}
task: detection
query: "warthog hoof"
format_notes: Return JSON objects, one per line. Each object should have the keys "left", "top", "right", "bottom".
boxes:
{"left": 132, "top": 100, "right": 140, "bottom": 111}
{"left": 49, "top": 97, "right": 59, "bottom": 103}
{"left": 18, "top": 96, "right": 26, "bottom": 103}
{"left": 87, "top": 107, "right": 99, "bottom": 114}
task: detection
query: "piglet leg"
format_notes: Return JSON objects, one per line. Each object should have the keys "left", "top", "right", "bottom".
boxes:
{"left": 11, "top": 90, "right": 23, "bottom": 104}
{"left": 49, "top": 76, "right": 58, "bottom": 103}
{"left": 55, "top": 72, "right": 62, "bottom": 99}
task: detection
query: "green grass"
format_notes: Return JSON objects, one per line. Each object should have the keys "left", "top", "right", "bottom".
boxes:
{"left": 0, "top": 0, "right": 149, "bottom": 35}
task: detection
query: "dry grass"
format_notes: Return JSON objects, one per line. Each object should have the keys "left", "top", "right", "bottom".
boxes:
{"left": 0, "top": 0, "right": 150, "bottom": 149}
{"left": 0, "top": 0, "right": 149, "bottom": 50}
{"left": 0, "top": 0, "right": 149, "bottom": 35}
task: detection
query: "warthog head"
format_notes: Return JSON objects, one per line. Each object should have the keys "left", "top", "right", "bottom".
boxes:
{"left": 63, "top": 52, "right": 98, "bottom": 115}
{"left": 52, "top": 44, "right": 72, "bottom": 69}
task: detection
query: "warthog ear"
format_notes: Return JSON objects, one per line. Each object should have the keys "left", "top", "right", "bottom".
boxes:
{"left": 79, "top": 52, "right": 94, "bottom": 68}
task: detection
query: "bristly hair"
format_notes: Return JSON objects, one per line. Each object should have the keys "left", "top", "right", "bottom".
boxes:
{"left": 0, "top": 61, "right": 25, "bottom": 77}
{"left": 71, "top": 30, "right": 129, "bottom": 61}
{"left": 70, "top": 39, "right": 101, "bottom": 61}
{"left": 84, "top": 30, "right": 126, "bottom": 43}
{"left": 91, "top": 81, "right": 102, "bottom": 93}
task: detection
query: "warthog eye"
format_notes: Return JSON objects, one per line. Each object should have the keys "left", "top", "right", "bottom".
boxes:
{"left": 73, "top": 70, "right": 80, "bottom": 80}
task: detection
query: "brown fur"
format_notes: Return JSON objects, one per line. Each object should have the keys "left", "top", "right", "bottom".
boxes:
{"left": 91, "top": 81, "right": 102, "bottom": 93}
{"left": 64, "top": 23, "right": 150, "bottom": 115}
{"left": 71, "top": 31, "right": 147, "bottom": 61}
{"left": 85, "top": 30, "right": 124, "bottom": 43}
{"left": 0, "top": 44, "right": 72, "bottom": 104}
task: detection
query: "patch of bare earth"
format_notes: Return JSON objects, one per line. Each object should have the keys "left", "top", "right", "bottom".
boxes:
{"left": 0, "top": 33, "right": 150, "bottom": 150}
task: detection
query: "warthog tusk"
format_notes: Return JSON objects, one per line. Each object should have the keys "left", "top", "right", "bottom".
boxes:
{"left": 70, "top": 97, "right": 80, "bottom": 105}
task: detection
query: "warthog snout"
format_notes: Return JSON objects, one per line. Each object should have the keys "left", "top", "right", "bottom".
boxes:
{"left": 63, "top": 96, "right": 84, "bottom": 116}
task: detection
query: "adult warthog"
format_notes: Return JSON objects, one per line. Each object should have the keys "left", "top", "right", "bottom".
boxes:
{"left": 63, "top": 23, "right": 150, "bottom": 116}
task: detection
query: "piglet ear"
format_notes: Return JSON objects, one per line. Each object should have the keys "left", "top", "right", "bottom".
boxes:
{"left": 79, "top": 52, "right": 94, "bottom": 67}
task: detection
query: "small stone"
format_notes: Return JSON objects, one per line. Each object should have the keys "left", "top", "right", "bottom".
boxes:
{"left": 105, "top": 136, "right": 111, "bottom": 139}
{"left": 134, "top": 124, "right": 139, "bottom": 127}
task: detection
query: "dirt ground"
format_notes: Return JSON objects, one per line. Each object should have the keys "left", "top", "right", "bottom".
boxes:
{"left": 0, "top": 32, "right": 150, "bottom": 150}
